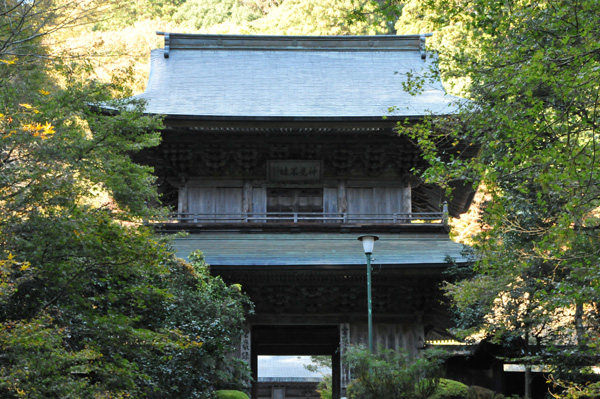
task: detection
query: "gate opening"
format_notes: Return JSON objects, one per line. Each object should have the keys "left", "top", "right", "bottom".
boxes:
{"left": 251, "top": 325, "right": 341, "bottom": 399}
{"left": 257, "top": 355, "right": 332, "bottom": 399}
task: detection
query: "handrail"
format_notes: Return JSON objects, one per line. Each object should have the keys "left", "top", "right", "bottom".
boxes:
{"left": 162, "top": 212, "right": 446, "bottom": 225}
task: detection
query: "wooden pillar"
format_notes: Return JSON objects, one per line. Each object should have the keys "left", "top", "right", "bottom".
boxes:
{"left": 251, "top": 330, "right": 258, "bottom": 399}
{"left": 337, "top": 180, "right": 347, "bottom": 214}
{"left": 339, "top": 322, "right": 350, "bottom": 397}
{"left": 178, "top": 178, "right": 188, "bottom": 214}
{"left": 332, "top": 350, "right": 341, "bottom": 399}
{"left": 402, "top": 182, "right": 411, "bottom": 214}
{"left": 243, "top": 180, "right": 253, "bottom": 213}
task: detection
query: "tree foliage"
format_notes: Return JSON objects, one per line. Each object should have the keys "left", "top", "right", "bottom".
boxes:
{"left": 165, "top": 0, "right": 392, "bottom": 35}
{"left": 400, "top": 0, "right": 600, "bottom": 394}
{"left": 1, "top": 1, "right": 252, "bottom": 397}
{"left": 344, "top": 345, "right": 445, "bottom": 399}
{"left": 173, "top": 0, "right": 262, "bottom": 32}
{"left": 247, "top": 0, "right": 391, "bottom": 35}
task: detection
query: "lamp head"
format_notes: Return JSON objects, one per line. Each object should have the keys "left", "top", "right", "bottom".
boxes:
{"left": 357, "top": 235, "right": 379, "bottom": 255}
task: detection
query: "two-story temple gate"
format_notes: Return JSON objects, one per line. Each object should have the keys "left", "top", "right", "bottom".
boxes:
{"left": 129, "top": 33, "right": 476, "bottom": 399}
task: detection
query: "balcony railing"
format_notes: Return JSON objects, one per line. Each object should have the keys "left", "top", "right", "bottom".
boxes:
{"left": 163, "top": 211, "right": 448, "bottom": 225}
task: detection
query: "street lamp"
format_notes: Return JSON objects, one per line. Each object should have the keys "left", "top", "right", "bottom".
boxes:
{"left": 357, "top": 235, "right": 379, "bottom": 353}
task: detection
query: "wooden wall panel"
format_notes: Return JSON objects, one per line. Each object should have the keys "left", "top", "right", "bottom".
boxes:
{"left": 253, "top": 187, "right": 267, "bottom": 216}
{"left": 215, "top": 188, "right": 243, "bottom": 218}
{"left": 346, "top": 186, "right": 410, "bottom": 222}
{"left": 188, "top": 187, "right": 216, "bottom": 217}
{"left": 349, "top": 322, "right": 423, "bottom": 357}
{"left": 346, "top": 187, "right": 373, "bottom": 217}
{"left": 373, "top": 187, "right": 398, "bottom": 215}
{"left": 184, "top": 180, "right": 413, "bottom": 222}
{"left": 188, "top": 186, "right": 242, "bottom": 219}
{"left": 323, "top": 187, "right": 338, "bottom": 216}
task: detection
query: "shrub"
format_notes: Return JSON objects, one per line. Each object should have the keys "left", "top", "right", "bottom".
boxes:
{"left": 344, "top": 345, "right": 446, "bottom": 399}
{"left": 216, "top": 390, "right": 250, "bottom": 399}
{"left": 467, "top": 385, "right": 505, "bottom": 399}
{"left": 429, "top": 379, "right": 469, "bottom": 399}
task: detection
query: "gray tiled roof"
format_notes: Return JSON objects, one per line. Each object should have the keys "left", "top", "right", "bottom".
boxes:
{"left": 134, "top": 33, "right": 462, "bottom": 119}
{"left": 258, "top": 356, "right": 329, "bottom": 381}
{"left": 172, "top": 233, "right": 468, "bottom": 267}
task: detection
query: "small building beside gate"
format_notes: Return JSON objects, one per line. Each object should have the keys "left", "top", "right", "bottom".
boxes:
{"left": 131, "top": 32, "right": 476, "bottom": 399}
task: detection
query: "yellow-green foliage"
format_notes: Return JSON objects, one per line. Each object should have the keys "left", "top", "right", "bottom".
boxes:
{"left": 216, "top": 390, "right": 250, "bottom": 399}
{"left": 429, "top": 379, "right": 469, "bottom": 399}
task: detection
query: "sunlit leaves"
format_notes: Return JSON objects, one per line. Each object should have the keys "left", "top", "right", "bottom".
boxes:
{"left": 404, "top": 0, "right": 600, "bottom": 391}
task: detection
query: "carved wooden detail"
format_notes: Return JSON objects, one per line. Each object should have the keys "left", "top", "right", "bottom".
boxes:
{"left": 329, "top": 148, "right": 356, "bottom": 175}
{"left": 217, "top": 270, "right": 449, "bottom": 324}
{"left": 298, "top": 143, "right": 322, "bottom": 160}
{"left": 363, "top": 145, "right": 387, "bottom": 175}
{"left": 140, "top": 130, "right": 426, "bottom": 181}
{"left": 236, "top": 145, "right": 260, "bottom": 172}
{"left": 200, "top": 144, "right": 231, "bottom": 173}
{"left": 268, "top": 144, "right": 290, "bottom": 159}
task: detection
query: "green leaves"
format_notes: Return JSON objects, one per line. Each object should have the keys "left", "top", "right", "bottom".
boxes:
{"left": 400, "top": 0, "right": 600, "bottom": 393}
{"left": 0, "top": 24, "right": 251, "bottom": 398}
{"left": 344, "top": 345, "right": 446, "bottom": 399}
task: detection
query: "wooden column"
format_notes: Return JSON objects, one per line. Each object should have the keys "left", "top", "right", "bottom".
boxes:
{"left": 178, "top": 180, "right": 188, "bottom": 214}
{"left": 337, "top": 180, "right": 347, "bottom": 214}
{"left": 402, "top": 182, "right": 411, "bottom": 214}
{"left": 251, "top": 332, "right": 258, "bottom": 399}
{"left": 243, "top": 180, "right": 253, "bottom": 221}
{"left": 332, "top": 350, "right": 341, "bottom": 399}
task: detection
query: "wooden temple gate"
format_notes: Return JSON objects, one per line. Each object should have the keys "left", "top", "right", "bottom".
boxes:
{"left": 129, "top": 33, "right": 475, "bottom": 399}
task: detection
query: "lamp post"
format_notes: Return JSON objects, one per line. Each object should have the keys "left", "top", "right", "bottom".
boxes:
{"left": 357, "top": 235, "right": 379, "bottom": 353}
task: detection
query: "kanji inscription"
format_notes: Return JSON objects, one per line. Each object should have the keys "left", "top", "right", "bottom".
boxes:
{"left": 268, "top": 160, "right": 322, "bottom": 182}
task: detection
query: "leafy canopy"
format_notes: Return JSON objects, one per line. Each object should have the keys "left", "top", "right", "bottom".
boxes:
{"left": 398, "top": 0, "right": 600, "bottom": 393}
{"left": 0, "top": 1, "right": 252, "bottom": 397}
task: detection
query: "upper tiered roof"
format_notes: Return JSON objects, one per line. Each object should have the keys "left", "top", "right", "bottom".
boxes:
{"left": 134, "top": 33, "right": 461, "bottom": 121}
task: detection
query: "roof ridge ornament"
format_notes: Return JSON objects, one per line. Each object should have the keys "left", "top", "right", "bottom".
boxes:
{"left": 419, "top": 33, "right": 433, "bottom": 60}
{"left": 162, "top": 32, "right": 170, "bottom": 58}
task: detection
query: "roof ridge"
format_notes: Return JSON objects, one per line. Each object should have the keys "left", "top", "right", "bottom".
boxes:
{"left": 156, "top": 32, "right": 432, "bottom": 59}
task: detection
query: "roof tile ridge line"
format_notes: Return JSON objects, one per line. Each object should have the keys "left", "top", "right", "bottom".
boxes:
{"left": 155, "top": 31, "right": 430, "bottom": 55}
{"left": 156, "top": 31, "right": 421, "bottom": 40}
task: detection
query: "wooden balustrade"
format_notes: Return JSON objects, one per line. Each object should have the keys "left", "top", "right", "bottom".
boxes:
{"left": 162, "top": 212, "right": 446, "bottom": 225}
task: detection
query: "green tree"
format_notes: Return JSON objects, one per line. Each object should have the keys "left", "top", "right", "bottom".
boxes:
{"left": 398, "top": 0, "right": 600, "bottom": 396}
{"left": 100, "top": 0, "right": 186, "bottom": 29}
{"left": 346, "top": 0, "right": 404, "bottom": 34}
{"left": 1, "top": 1, "right": 252, "bottom": 397}
{"left": 173, "top": 0, "right": 262, "bottom": 32}
{"left": 248, "top": 0, "right": 387, "bottom": 35}
{"left": 305, "top": 356, "right": 333, "bottom": 399}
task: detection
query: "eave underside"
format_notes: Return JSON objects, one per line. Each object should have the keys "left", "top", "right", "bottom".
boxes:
{"left": 219, "top": 266, "right": 453, "bottom": 327}
{"left": 172, "top": 232, "right": 467, "bottom": 327}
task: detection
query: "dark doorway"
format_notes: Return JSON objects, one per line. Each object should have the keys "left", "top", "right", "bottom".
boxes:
{"left": 251, "top": 325, "right": 341, "bottom": 399}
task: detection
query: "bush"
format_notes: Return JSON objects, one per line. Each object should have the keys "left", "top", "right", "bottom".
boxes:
{"left": 317, "top": 374, "right": 333, "bottom": 399}
{"left": 429, "top": 379, "right": 469, "bottom": 399}
{"left": 344, "top": 345, "right": 446, "bottom": 399}
{"left": 216, "top": 390, "right": 250, "bottom": 399}
{"left": 467, "top": 385, "right": 505, "bottom": 399}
